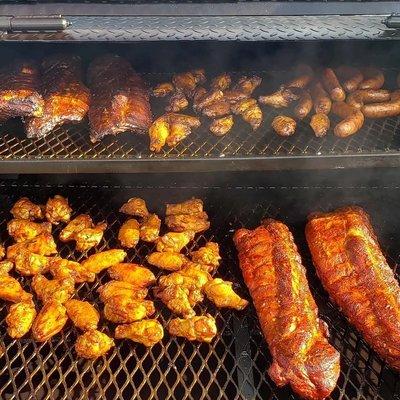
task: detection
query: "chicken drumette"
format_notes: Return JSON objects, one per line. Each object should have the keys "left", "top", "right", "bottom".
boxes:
{"left": 168, "top": 315, "right": 217, "bottom": 343}
{"left": 147, "top": 252, "right": 188, "bottom": 271}
{"left": 118, "top": 219, "right": 140, "bottom": 248}
{"left": 74, "top": 223, "right": 107, "bottom": 252}
{"left": 119, "top": 198, "right": 149, "bottom": 218}
{"left": 60, "top": 214, "right": 92, "bottom": 242}
{"left": 49, "top": 258, "right": 95, "bottom": 283}
{"left": 11, "top": 197, "right": 44, "bottom": 221}
{"left": 7, "top": 232, "right": 57, "bottom": 261}
{"left": 15, "top": 251, "right": 50, "bottom": 276}
{"left": 32, "top": 274, "right": 75, "bottom": 304}
{"left": 65, "top": 299, "right": 100, "bottom": 331}
{"left": 108, "top": 263, "right": 156, "bottom": 288}
{"left": 45, "top": 195, "right": 72, "bottom": 224}
{"left": 140, "top": 214, "right": 161, "bottom": 242}
{"left": 75, "top": 329, "right": 114, "bottom": 359}
{"left": 204, "top": 278, "right": 248, "bottom": 310}
{"left": 0, "top": 260, "right": 14, "bottom": 275}
{"left": 6, "top": 300, "right": 36, "bottom": 338}
{"left": 81, "top": 249, "right": 126, "bottom": 274}
{"left": 0, "top": 275, "right": 32, "bottom": 302}
{"left": 7, "top": 219, "right": 51, "bottom": 243}
{"left": 156, "top": 231, "right": 195, "bottom": 253}
{"left": 190, "top": 242, "right": 221, "bottom": 272}
{"left": 115, "top": 319, "right": 164, "bottom": 347}
{"left": 98, "top": 280, "right": 148, "bottom": 303}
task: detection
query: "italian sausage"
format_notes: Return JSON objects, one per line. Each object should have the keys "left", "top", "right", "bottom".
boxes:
{"left": 311, "top": 82, "right": 331, "bottom": 115}
{"left": 306, "top": 206, "right": 400, "bottom": 371}
{"left": 346, "top": 89, "right": 391, "bottom": 109}
{"left": 331, "top": 102, "right": 364, "bottom": 137}
{"left": 310, "top": 113, "right": 330, "bottom": 137}
{"left": 359, "top": 67, "right": 385, "bottom": 90}
{"left": 294, "top": 90, "right": 313, "bottom": 119}
{"left": 271, "top": 115, "right": 296, "bottom": 136}
{"left": 336, "top": 66, "right": 363, "bottom": 93}
{"left": 361, "top": 96, "right": 400, "bottom": 118}
{"left": 321, "top": 68, "right": 346, "bottom": 102}
{"left": 234, "top": 221, "right": 340, "bottom": 400}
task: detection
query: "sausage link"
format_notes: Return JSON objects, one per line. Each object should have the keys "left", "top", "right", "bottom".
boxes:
{"left": 306, "top": 206, "right": 400, "bottom": 371}
{"left": 346, "top": 89, "right": 391, "bottom": 109}
{"left": 361, "top": 98, "right": 400, "bottom": 118}
{"left": 321, "top": 68, "right": 346, "bottom": 102}
{"left": 332, "top": 102, "right": 364, "bottom": 137}
{"left": 311, "top": 81, "right": 332, "bottom": 115}
{"left": 234, "top": 221, "right": 340, "bottom": 400}
{"left": 336, "top": 66, "right": 363, "bottom": 93}
{"left": 310, "top": 113, "right": 330, "bottom": 137}
{"left": 359, "top": 67, "right": 385, "bottom": 90}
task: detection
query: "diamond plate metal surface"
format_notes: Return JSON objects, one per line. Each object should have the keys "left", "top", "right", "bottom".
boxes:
{"left": 0, "top": 15, "right": 399, "bottom": 42}
{"left": 0, "top": 180, "right": 399, "bottom": 399}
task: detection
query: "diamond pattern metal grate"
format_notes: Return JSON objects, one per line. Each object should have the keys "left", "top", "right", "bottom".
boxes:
{"left": 0, "top": 180, "right": 399, "bottom": 399}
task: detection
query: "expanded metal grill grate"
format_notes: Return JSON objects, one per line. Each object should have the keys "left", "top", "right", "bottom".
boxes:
{"left": 0, "top": 70, "right": 400, "bottom": 162}
{"left": 0, "top": 180, "right": 399, "bottom": 399}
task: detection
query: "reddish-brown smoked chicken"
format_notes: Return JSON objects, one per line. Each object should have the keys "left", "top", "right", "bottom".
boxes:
{"left": 306, "top": 206, "right": 400, "bottom": 371}
{"left": 87, "top": 54, "right": 152, "bottom": 142}
{"left": 25, "top": 54, "right": 90, "bottom": 138}
{"left": 234, "top": 219, "right": 340, "bottom": 400}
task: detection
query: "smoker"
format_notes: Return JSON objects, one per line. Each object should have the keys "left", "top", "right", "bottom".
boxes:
{"left": 0, "top": 1, "right": 400, "bottom": 399}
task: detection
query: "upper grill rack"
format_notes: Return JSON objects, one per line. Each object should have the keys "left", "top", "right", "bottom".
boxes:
{"left": 1, "top": 69, "right": 400, "bottom": 173}
{"left": 0, "top": 180, "right": 399, "bottom": 399}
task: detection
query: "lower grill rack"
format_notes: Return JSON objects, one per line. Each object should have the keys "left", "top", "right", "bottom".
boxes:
{"left": 0, "top": 181, "right": 399, "bottom": 399}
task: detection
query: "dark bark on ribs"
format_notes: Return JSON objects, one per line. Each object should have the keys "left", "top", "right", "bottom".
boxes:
{"left": 25, "top": 54, "right": 90, "bottom": 139}
{"left": 0, "top": 59, "right": 44, "bottom": 122}
{"left": 87, "top": 54, "right": 152, "bottom": 143}
{"left": 306, "top": 206, "right": 400, "bottom": 371}
{"left": 234, "top": 220, "right": 340, "bottom": 400}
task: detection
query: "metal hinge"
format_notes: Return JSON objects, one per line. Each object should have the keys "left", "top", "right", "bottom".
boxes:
{"left": 0, "top": 15, "right": 70, "bottom": 32}
{"left": 383, "top": 14, "right": 400, "bottom": 29}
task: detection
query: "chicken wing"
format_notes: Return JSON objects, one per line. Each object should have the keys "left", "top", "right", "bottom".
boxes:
{"left": 147, "top": 252, "right": 188, "bottom": 271}
{"left": 6, "top": 300, "right": 37, "bottom": 339}
{"left": 210, "top": 115, "right": 234, "bottom": 136}
{"left": 154, "top": 285, "right": 196, "bottom": 318}
{"left": 32, "top": 274, "right": 74, "bottom": 304}
{"left": 152, "top": 82, "right": 174, "bottom": 98}
{"left": 172, "top": 70, "right": 205, "bottom": 98}
{"left": 11, "top": 197, "right": 44, "bottom": 221}
{"left": 25, "top": 54, "right": 90, "bottom": 138}
{"left": 166, "top": 90, "right": 189, "bottom": 113}
{"left": 49, "top": 257, "right": 95, "bottom": 283}
{"left": 190, "top": 242, "right": 221, "bottom": 272}
{"left": 0, "top": 275, "right": 32, "bottom": 303}
{"left": 119, "top": 198, "right": 149, "bottom": 218}
{"left": 115, "top": 319, "right": 164, "bottom": 347}
{"left": 165, "top": 213, "right": 210, "bottom": 233}
{"left": 15, "top": 251, "right": 50, "bottom": 276}
{"left": 32, "top": 300, "right": 68, "bottom": 342}
{"left": 81, "top": 249, "right": 127, "bottom": 274}
{"left": 0, "top": 260, "right": 14, "bottom": 275}
{"left": 202, "top": 100, "right": 231, "bottom": 118}
{"left": 8, "top": 219, "right": 52, "bottom": 243}
{"left": 211, "top": 73, "right": 232, "bottom": 91}
{"left": 59, "top": 214, "right": 92, "bottom": 242}
{"left": 45, "top": 195, "right": 72, "bottom": 225}
{"left": 233, "top": 76, "right": 262, "bottom": 96}
{"left": 75, "top": 329, "right": 114, "bottom": 359}
{"left": 168, "top": 315, "right": 217, "bottom": 343}
{"left": 204, "top": 278, "right": 248, "bottom": 310}
{"left": 65, "top": 299, "right": 100, "bottom": 331}
{"left": 140, "top": 214, "right": 161, "bottom": 242}
{"left": 179, "top": 264, "right": 212, "bottom": 288}
{"left": 98, "top": 280, "right": 148, "bottom": 303}
{"left": 75, "top": 223, "right": 107, "bottom": 252}
{"left": 118, "top": 219, "right": 140, "bottom": 248}
{"left": 108, "top": 263, "right": 156, "bottom": 288}
{"left": 156, "top": 231, "right": 195, "bottom": 253}
{"left": 104, "top": 295, "right": 155, "bottom": 323}
{"left": 166, "top": 199, "right": 204, "bottom": 216}
{"left": 0, "top": 245, "right": 5, "bottom": 260}
{"left": 231, "top": 98, "right": 263, "bottom": 130}
{"left": 7, "top": 232, "right": 57, "bottom": 261}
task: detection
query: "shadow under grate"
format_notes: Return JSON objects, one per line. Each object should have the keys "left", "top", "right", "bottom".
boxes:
{"left": 0, "top": 181, "right": 399, "bottom": 399}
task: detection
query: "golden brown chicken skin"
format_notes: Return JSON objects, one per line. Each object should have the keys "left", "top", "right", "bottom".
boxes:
{"left": 81, "top": 249, "right": 127, "bottom": 274}
{"left": 154, "top": 285, "right": 196, "bottom": 318}
{"left": 190, "top": 242, "right": 221, "bottom": 272}
{"left": 32, "top": 300, "right": 68, "bottom": 342}
{"left": 49, "top": 258, "right": 95, "bottom": 283}
{"left": 179, "top": 263, "right": 212, "bottom": 288}
{"left": 32, "top": 274, "right": 75, "bottom": 304}
{"left": 6, "top": 300, "right": 37, "bottom": 339}
{"left": 210, "top": 115, "right": 234, "bottom": 136}
{"left": 166, "top": 90, "right": 189, "bottom": 113}
{"left": 152, "top": 82, "right": 174, "bottom": 98}
{"left": 11, "top": 197, "right": 44, "bottom": 221}
{"left": 204, "top": 278, "right": 248, "bottom": 310}
{"left": 75, "top": 329, "right": 114, "bottom": 359}
{"left": 119, "top": 198, "right": 149, "bottom": 218}
{"left": 108, "top": 263, "right": 156, "bottom": 288}
{"left": 0, "top": 245, "right": 5, "bottom": 260}
{"left": 211, "top": 73, "right": 232, "bottom": 91}
{"left": 147, "top": 252, "right": 188, "bottom": 271}
{"left": 75, "top": 223, "right": 107, "bottom": 252}
{"left": 0, "top": 275, "right": 32, "bottom": 303}
{"left": 165, "top": 213, "right": 210, "bottom": 234}
{"left": 140, "top": 214, "right": 161, "bottom": 242}
{"left": 156, "top": 231, "right": 195, "bottom": 253}
{"left": 98, "top": 280, "right": 148, "bottom": 303}
{"left": 65, "top": 299, "right": 100, "bottom": 331}
{"left": 172, "top": 70, "right": 205, "bottom": 98}
{"left": 45, "top": 195, "right": 72, "bottom": 225}
{"left": 115, "top": 319, "right": 164, "bottom": 347}
{"left": 0, "top": 260, "right": 14, "bottom": 275}
{"left": 15, "top": 251, "right": 50, "bottom": 276}
{"left": 234, "top": 76, "right": 262, "bottom": 96}
{"left": 104, "top": 295, "right": 155, "bottom": 324}
{"left": 118, "top": 219, "right": 140, "bottom": 248}
{"left": 8, "top": 219, "right": 52, "bottom": 243}
{"left": 166, "top": 198, "right": 204, "bottom": 216}
{"left": 59, "top": 214, "right": 92, "bottom": 242}
{"left": 168, "top": 315, "right": 217, "bottom": 343}
{"left": 7, "top": 232, "right": 57, "bottom": 261}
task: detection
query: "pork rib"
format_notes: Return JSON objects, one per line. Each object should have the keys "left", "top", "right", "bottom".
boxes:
{"left": 87, "top": 54, "right": 152, "bottom": 142}
{"left": 234, "top": 219, "right": 340, "bottom": 400}
{"left": 25, "top": 54, "right": 90, "bottom": 138}
{"left": 306, "top": 206, "right": 400, "bottom": 371}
